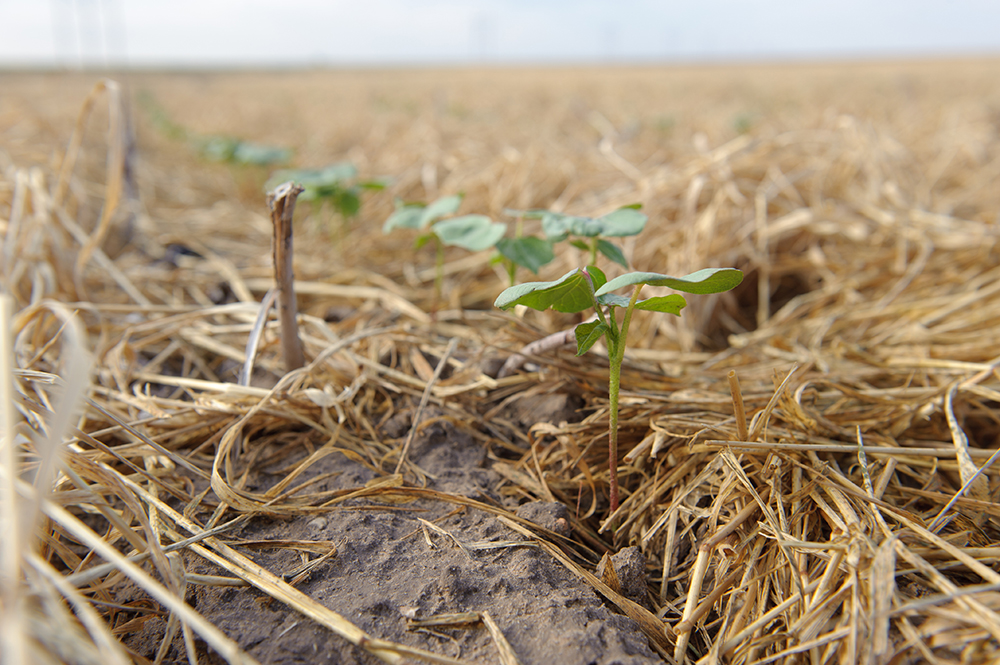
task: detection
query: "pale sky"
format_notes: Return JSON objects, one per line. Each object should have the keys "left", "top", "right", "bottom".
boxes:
{"left": 2, "top": 0, "right": 999, "bottom": 67}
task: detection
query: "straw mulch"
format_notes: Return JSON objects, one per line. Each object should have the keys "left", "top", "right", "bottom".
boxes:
{"left": 3, "top": 63, "right": 1000, "bottom": 664}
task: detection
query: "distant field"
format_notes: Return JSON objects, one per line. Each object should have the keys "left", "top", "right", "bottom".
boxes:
{"left": 4, "top": 59, "right": 999, "bottom": 207}
{"left": 4, "top": 59, "right": 998, "bottom": 313}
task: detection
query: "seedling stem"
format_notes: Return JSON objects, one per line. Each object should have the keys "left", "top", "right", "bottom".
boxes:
{"left": 495, "top": 265, "right": 743, "bottom": 518}
{"left": 605, "top": 284, "right": 642, "bottom": 512}
{"left": 434, "top": 237, "right": 445, "bottom": 311}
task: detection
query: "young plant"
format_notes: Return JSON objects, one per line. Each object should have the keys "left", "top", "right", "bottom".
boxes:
{"left": 201, "top": 136, "right": 291, "bottom": 166}
{"left": 489, "top": 210, "right": 556, "bottom": 286}
{"left": 495, "top": 265, "right": 743, "bottom": 514}
{"left": 266, "top": 162, "right": 386, "bottom": 232}
{"left": 383, "top": 194, "right": 506, "bottom": 309}
{"left": 493, "top": 235, "right": 555, "bottom": 286}
{"left": 140, "top": 91, "right": 293, "bottom": 166}
{"left": 519, "top": 204, "right": 648, "bottom": 268}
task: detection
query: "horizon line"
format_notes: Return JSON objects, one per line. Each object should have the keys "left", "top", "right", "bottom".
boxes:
{"left": 2, "top": 50, "right": 999, "bottom": 74}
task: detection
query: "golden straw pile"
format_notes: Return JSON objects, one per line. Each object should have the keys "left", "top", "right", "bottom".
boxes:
{"left": 2, "top": 62, "right": 1000, "bottom": 664}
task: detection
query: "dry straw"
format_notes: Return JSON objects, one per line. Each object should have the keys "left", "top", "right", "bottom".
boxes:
{"left": 2, "top": 63, "right": 1000, "bottom": 664}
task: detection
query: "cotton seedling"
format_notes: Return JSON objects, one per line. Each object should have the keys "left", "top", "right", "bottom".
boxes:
{"left": 491, "top": 210, "right": 556, "bottom": 286}
{"left": 140, "top": 92, "right": 292, "bottom": 166}
{"left": 491, "top": 203, "right": 645, "bottom": 287}
{"left": 517, "top": 204, "right": 648, "bottom": 268}
{"left": 201, "top": 136, "right": 291, "bottom": 166}
{"left": 493, "top": 235, "right": 555, "bottom": 285}
{"left": 384, "top": 194, "right": 506, "bottom": 309}
{"left": 267, "top": 162, "right": 386, "bottom": 236}
{"left": 495, "top": 265, "right": 743, "bottom": 515}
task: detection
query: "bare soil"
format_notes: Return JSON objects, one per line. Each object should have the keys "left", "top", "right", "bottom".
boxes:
{"left": 116, "top": 406, "right": 662, "bottom": 664}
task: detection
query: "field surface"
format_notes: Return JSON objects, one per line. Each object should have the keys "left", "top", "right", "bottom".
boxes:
{"left": 3, "top": 60, "right": 1000, "bottom": 664}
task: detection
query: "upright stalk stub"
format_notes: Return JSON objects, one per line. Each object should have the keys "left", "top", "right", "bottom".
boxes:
{"left": 267, "top": 181, "right": 305, "bottom": 372}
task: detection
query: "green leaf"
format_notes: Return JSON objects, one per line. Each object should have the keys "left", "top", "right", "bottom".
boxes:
{"left": 231, "top": 142, "right": 292, "bottom": 165}
{"left": 596, "top": 239, "right": 628, "bottom": 268}
{"left": 299, "top": 182, "right": 343, "bottom": 202}
{"left": 596, "top": 207, "right": 647, "bottom": 237}
{"left": 383, "top": 204, "right": 426, "bottom": 233}
{"left": 570, "top": 217, "right": 605, "bottom": 236}
{"left": 540, "top": 213, "right": 567, "bottom": 239}
{"left": 414, "top": 233, "right": 434, "bottom": 250}
{"left": 418, "top": 194, "right": 463, "bottom": 228}
{"left": 331, "top": 188, "right": 361, "bottom": 217}
{"left": 596, "top": 293, "right": 632, "bottom": 308}
{"left": 266, "top": 165, "right": 383, "bottom": 217}
{"left": 574, "top": 320, "right": 609, "bottom": 356}
{"left": 296, "top": 186, "right": 323, "bottom": 202}
{"left": 358, "top": 179, "right": 389, "bottom": 191}
{"left": 200, "top": 136, "right": 238, "bottom": 162}
{"left": 503, "top": 208, "right": 549, "bottom": 219}
{"left": 494, "top": 269, "right": 596, "bottom": 313}
{"left": 432, "top": 216, "right": 507, "bottom": 251}
{"left": 201, "top": 136, "right": 291, "bottom": 165}
{"left": 541, "top": 207, "right": 647, "bottom": 240}
{"left": 635, "top": 294, "right": 687, "bottom": 315}
{"left": 569, "top": 239, "right": 589, "bottom": 251}
{"left": 276, "top": 162, "right": 356, "bottom": 189}
{"left": 583, "top": 265, "right": 607, "bottom": 291}
{"left": 620, "top": 203, "right": 643, "bottom": 210}
{"left": 595, "top": 268, "right": 744, "bottom": 296}
{"left": 495, "top": 237, "right": 555, "bottom": 274}
{"left": 541, "top": 212, "right": 592, "bottom": 238}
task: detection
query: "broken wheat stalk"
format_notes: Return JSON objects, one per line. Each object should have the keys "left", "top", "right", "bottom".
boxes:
{"left": 268, "top": 181, "right": 306, "bottom": 372}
